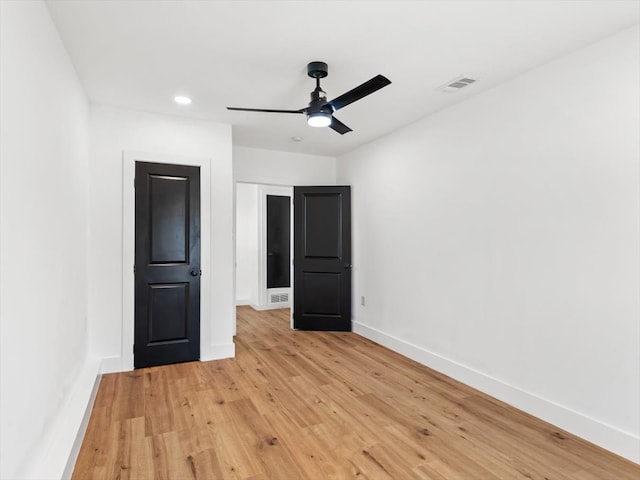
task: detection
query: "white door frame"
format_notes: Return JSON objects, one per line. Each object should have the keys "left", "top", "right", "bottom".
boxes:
{"left": 121, "top": 150, "right": 212, "bottom": 372}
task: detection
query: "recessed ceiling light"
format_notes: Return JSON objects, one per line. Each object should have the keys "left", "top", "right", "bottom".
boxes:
{"left": 174, "top": 95, "right": 192, "bottom": 105}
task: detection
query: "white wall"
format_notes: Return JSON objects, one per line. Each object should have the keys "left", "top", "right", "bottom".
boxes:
{"left": 0, "top": 1, "right": 92, "bottom": 478}
{"left": 89, "top": 105, "right": 234, "bottom": 368}
{"left": 337, "top": 26, "right": 640, "bottom": 462}
{"left": 234, "top": 146, "right": 336, "bottom": 185}
{"left": 236, "top": 183, "right": 259, "bottom": 305}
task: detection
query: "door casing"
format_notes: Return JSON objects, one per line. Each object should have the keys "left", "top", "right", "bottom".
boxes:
{"left": 119, "top": 151, "right": 212, "bottom": 373}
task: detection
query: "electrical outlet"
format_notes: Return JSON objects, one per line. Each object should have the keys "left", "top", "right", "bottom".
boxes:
{"left": 361, "top": 296, "right": 365, "bottom": 306}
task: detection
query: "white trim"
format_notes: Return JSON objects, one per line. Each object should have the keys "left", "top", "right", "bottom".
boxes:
{"left": 99, "top": 356, "right": 125, "bottom": 375}
{"left": 122, "top": 150, "right": 212, "bottom": 372}
{"left": 201, "top": 343, "right": 235, "bottom": 361}
{"left": 62, "top": 372, "right": 101, "bottom": 479}
{"left": 19, "top": 359, "right": 101, "bottom": 480}
{"left": 353, "top": 321, "right": 640, "bottom": 464}
{"left": 232, "top": 180, "right": 237, "bottom": 337}
{"left": 250, "top": 303, "right": 291, "bottom": 311}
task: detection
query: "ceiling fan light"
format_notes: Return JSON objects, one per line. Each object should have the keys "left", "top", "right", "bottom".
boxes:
{"left": 307, "top": 112, "right": 332, "bottom": 128}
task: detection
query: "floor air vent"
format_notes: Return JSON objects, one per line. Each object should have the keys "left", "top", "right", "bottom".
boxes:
{"left": 270, "top": 293, "right": 289, "bottom": 304}
{"left": 439, "top": 75, "right": 477, "bottom": 93}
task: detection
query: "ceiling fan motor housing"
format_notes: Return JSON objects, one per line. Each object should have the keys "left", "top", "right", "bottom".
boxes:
{"left": 309, "top": 87, "right": 330, "bottom": 113}
{"left": 307, "top": 61, "right": 328, "bottom": 78}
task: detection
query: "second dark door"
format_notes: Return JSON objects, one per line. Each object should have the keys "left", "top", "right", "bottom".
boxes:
{"left": 134, "top": 161, "right": 201, "bottom": 369}
{"left": 293, "top": 186, "right": 351, "bottom": 331}
{"left": 266, "top": 195, "right": 291, "bottom": 288}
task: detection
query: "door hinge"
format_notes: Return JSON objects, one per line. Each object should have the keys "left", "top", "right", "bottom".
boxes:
{"left": 133, "top": 265, "right": 136, "bottom": 274}
{"left": 133, "top": 344, "right": 135, "bottom": 354}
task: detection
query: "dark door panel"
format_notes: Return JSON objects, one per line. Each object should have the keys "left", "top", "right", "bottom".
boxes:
{"left": 301, "top": 272, "right": 342, "bottom": 315}
{"left": 147, "top": 283, "right": 189, "bottom": 342}
{"left": 266, "top": 195, "right": 291, "bottom": 288}
{"left": 135, "top": 162, "right": 200, "bottom": 368}
{"left": 294, "top": 186, "right": 351, "bottom": 331}
{"left": 149, "top": 174, "right": 189, "bottom": 264}
{"left": 303, "top": 194, "right": 342, "bottom": 258}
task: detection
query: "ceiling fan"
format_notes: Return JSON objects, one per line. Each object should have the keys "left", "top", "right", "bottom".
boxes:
{"left": 227, "top": 61, "right": 391, "bottom": 134}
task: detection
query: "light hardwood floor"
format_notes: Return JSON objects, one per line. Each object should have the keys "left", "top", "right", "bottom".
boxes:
{"left": 73, "top": 307, "right": 639, "bottom": 479}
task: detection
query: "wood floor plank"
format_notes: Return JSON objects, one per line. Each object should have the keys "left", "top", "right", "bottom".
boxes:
{"left": 73, "top": 307, "right": 640, "bottom": 479}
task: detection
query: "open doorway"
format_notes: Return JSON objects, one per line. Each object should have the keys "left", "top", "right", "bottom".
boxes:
{"left": 235, "top": 183, "right": 293, "bottom": 313}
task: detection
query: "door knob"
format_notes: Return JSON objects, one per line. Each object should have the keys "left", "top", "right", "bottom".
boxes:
{"left": 344, "top": 264, "right": 352, "bottom": 270}
{"left": 190, "top": 269, "right": 200, "bottom": 276}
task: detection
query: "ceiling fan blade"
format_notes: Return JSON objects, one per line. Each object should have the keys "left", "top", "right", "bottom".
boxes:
{"left": 329, "top": 116, "right": 353, "bottom": 135}
{"left": 328, "top": 74, "right": 391, "bottom": 112}
{"left": 227, "top": 107, "right": 304, "bottom": 114}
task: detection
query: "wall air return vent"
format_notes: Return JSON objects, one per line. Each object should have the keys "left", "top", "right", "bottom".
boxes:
{"left": 269, "top": 293, "right": 289, "bottom": 304}
{"left": 438, "top": 75, "right": 478, "bottom": 93}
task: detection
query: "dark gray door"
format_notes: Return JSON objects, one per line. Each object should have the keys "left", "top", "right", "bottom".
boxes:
{"left": 293, "top": 186, "right": 351, "bottom": 331}
{"left": 134, "top": 161, "right": 200, "bottom": 368}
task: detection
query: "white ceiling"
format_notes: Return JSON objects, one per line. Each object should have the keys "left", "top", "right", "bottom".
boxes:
{"left": 46, "top": 0, "right": 639, "bottom": 157}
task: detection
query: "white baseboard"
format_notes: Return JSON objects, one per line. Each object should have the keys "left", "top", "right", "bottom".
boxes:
{"left": 20, "top": 358, "right": 102, "bottom": 480}
{"left": 16, "top": 344, "right": 237, "bottom": 480}
{"left": 100, "top": 355, "right": 127, "bottom": 374}
{"left": 62, "top": 372, "right": 101, "bottom": 479}
{"left": 353, "top": 321, "right": 640, "bottom": 464}
{"left": 100, "top": 340, "right": 237, "bottom": 374}
{"left": 236, "top": 299, "right": 250, "bottom": 306}
{"left": 201, "top": 342, "right": 236, "bottom": 361}
{"left": 250, "top": 303, "right": 290, "bottom": 311}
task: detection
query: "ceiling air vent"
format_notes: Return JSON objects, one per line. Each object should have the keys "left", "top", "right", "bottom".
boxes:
{"left": 438, "top": 75, "right": 478, "bottom": 93}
